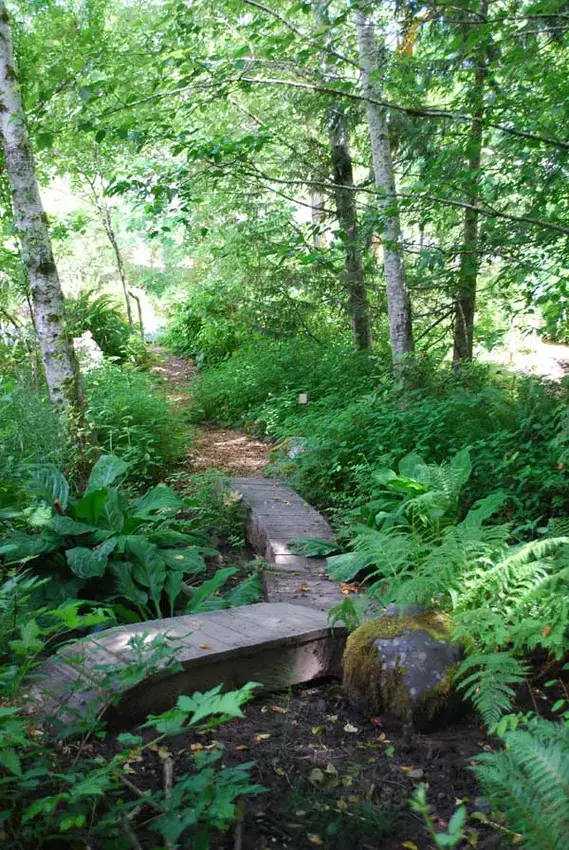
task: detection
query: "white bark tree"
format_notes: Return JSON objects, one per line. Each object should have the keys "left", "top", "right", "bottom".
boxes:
{"left": 355, "top": 4, "right": 414, "bottom": 364}
{"left": 0, "top": 1, "right": 84, "bottom": 411}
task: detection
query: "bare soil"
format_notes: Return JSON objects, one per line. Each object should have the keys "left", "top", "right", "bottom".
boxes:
{"left": 152, "top": 352, "right": 270, "bottom": 477}
{"left": 92, "top": 680, "right": 499, "bottom": 850}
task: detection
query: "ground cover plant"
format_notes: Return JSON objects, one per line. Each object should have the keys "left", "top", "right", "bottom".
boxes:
{"left": 1, "top": 0, "right": 569, "bottom": 847}
{"left": 0, "top": 455, "right": 261, "bottom": 622}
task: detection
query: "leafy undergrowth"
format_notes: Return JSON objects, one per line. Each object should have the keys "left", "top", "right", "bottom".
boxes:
{"left": 91, "top": 681, "right": 495, "bottom": 850}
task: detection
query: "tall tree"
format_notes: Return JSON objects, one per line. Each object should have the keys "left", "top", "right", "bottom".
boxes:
{"left": 452, "top": 0, "right": 489, "bottom": 364}
{"left": 0, "top": 1, "right": 84, "bottom": 411}
{"left": 355, "top": 3, "right": 414, "bottom": 364}
{"left": 314, "top": 0, "right": 372, "bottom": 351}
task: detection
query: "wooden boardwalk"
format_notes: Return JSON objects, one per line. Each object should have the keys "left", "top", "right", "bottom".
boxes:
{"left": 34, "top": 479, "right": 348, "bottom": 721}
{"left": 34, "top": 603, "right": 346, "bottom": 723}
{"left": 231, "top": 477, "right": 346, "bottom": 611}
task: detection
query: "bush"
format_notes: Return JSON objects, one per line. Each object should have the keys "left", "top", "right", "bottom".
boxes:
{"left": 190, "top": 338, "right": 381, "bottom": 428}
{"left": 65, "top": 290, "right": 131, "bottom": 360}
{"left": 85, "top": 364, "right": 186, "bottom": 482}
{"left": 191, "top": 346, "right": 569, "bottom": 531}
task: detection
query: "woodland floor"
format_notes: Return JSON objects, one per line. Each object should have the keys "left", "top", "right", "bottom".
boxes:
{"left": 139, "top": 351, "right": 501, "bottom": 849}
{"left": 91, "top": 681, "right": 497, "bottom": 850}
{"left": 151, "top": 352, "right": 270, "bottom": 477}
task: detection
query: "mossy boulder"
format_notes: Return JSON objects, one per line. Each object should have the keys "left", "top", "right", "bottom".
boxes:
{"left": 342, "top": 612, "right": 463, "bottom": 730}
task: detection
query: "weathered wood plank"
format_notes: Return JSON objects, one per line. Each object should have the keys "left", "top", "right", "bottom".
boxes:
{"left": 231, "top": 477, "right": 346, "bottom": 611}
{"left": 32, "top": 603, "right": 346, "bottom": 724}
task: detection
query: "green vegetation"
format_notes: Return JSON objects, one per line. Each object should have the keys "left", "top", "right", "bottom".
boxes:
{"left": 194, "top": 347, "right": 569, "bottom": 533}
{"left": 0, "top": 454, "right": 261, "bottom": 621}
{"left": 85, "top": 365, "right": 186, "bottom": 482}
{"left": 0, "top": 570, "right": 262, "bottom": 848}
{"left": 1, "top": 0, "right": 568, "bottom": 846}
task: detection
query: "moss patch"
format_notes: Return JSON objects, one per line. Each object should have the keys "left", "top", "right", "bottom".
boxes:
{"left": 342, "top": 613, "right": 457, "bottom": 722}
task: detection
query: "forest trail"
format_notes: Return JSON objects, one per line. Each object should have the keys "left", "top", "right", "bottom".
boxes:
{"left": 151, "top": 351, "right": 270, "bottom": 477}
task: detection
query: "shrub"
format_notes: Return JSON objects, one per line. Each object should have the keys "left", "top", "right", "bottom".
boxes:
{"left": 190, "top": 338, "right": 381, "bottom": 427}
{"left": 191, "top": 346, "right": 569, "bottom": 531}
{"left": 65, "top": 290, "right": 131, "bottom": 360}
{"left": 85, "top": 364, "right": 186, "bottom": 482}
{"left": 289, "top": 363, "right": 568, "bottom": 531}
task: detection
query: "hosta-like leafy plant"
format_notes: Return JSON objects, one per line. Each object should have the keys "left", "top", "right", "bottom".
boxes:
{"left": 0, "top": 456, "right": 260, "bottom": 621}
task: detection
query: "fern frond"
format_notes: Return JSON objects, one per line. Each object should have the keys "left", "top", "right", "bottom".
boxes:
{"left": 474, "top": 718, "right": 569, "bottom": 849}
{"left": 456, "top": 652, "right": 529, "bottom": 729}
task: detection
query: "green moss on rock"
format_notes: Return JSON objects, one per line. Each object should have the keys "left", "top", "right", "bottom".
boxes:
{"left": 342, "top": 613, "right": 460, "bottom": 725}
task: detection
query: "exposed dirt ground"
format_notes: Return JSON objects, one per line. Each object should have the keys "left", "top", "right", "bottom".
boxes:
{"left": 91, "top": 679, "right": 499, "bottom": 850}
{"left": 151, "top": 352, "right": 270, "bottom": 477}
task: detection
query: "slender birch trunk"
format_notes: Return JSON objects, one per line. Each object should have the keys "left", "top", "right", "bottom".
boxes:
{"left": 83, "top": 172, "right": 135, "bottom": 334}
{"left": 101, "top": 201, "right": 135, "bottom": 333}
{"left": 355, "top": 5, "right": 414, "bottom": 363}
{"left": 452, "top": 0, "right": 488, "bottom": 364}
{"left": 0, "top": 2, "right": 84, "bottom": 411}
{"left": 314, "top": 0, "right": 372, "bottom": 351}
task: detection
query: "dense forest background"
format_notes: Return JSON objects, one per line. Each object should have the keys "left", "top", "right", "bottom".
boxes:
{"left": 1, "top": 1, "right": 569, "bottom": 849}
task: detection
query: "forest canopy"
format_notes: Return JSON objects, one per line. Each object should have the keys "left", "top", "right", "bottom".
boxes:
{"left": 1, "top": 1, "right": 569, "bottom": 849}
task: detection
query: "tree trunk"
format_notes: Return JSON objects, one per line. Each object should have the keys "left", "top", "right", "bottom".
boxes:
{"left": 129, "top": 290, "right": 144, "bottom": 342}
{"left": 329, "top": 109, "right": 372, "bottom": 350}
{"left": 0, "top": 2, "right": 84, "bottom": 412}
{"left": 452, "top": 0, "right": 488, "bottom": 364}
{"left": 82, "top": 170, "right": 136, "bottom": 335}
{"left": 101, "top": 202, "right": 135, "bottom": 333}
{"left": 314, "top": 0, "right": 372, "bottom": 350}
{"left": 355, "top": 6, "right": 414, "bottom": 364}
{"left": 311, "top": 189, "right": 326, "bottom": 248}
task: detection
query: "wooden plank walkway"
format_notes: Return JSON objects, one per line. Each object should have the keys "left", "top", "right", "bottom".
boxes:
{"left": 34, "top": 603, "right": 346, "bottom": 723}
{"left": 231, "top": 477, "right": 346, "bottom": 611}
{"left": 34, "top": 480, "right": 349, "bottom": 722}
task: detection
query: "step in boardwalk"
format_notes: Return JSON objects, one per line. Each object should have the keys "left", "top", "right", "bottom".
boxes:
{"left": 231, "top": 477, "right": 346, "bottom": 612}
{"left": 34, "top": 480, "right": 348, "bottom": 722}
{"left": 34, "top": 603, "right": 346, "bottom": 723}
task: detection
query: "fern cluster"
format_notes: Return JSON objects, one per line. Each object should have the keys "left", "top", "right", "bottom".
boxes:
{"left": 474, "top": 717, "right": 569, "bottom": 850}
{"left": 328, "top": 449, "right": 569, "bottom": 727}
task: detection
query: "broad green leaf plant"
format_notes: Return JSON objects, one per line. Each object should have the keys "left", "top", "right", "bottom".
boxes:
{"left": 0, "top": 455, "right": 260, "bottom": 621}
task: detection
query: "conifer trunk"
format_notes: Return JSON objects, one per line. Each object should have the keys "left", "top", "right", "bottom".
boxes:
{"left": 314, "top": 0, "right": 372, "bottom": 351}
{"left": 355, "top": 5, "right": 414, "bottom": 364}
{"left": 0, "top": 1, "right": 84, "bottom": 411}
{"left": 452, "top": 0, "right": 488, "bottom": 364}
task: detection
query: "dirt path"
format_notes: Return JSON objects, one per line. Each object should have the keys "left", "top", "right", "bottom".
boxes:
{"left": 152, "top": 352, "right": 270, "bottom": 478}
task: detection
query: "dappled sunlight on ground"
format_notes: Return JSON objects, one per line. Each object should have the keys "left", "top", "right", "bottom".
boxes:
{"left": 479, "top": 333, "right": 569, "bottom": 382}
{"left": 151, "top": 348, "right": 269, "bottom": 477}
{"left": 186, "top": 426, "right": 269, "bottom": 478}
